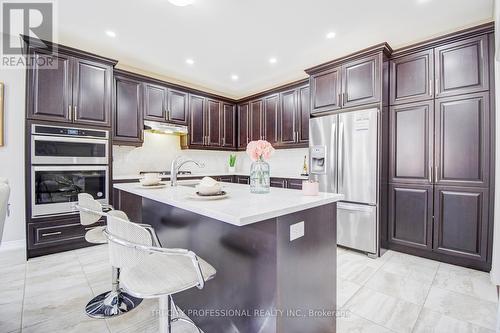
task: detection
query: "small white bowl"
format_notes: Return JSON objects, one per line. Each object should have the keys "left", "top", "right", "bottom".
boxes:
{"left": 196, "top": 183, "right": 222, "bottom": 195}
{"left": 140, "top": 177, "right": 161, "bottom": 186}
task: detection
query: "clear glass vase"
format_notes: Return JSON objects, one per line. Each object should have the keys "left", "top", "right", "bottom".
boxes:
{"left": 250, "top": 157, "right": 270, "bottom": 193}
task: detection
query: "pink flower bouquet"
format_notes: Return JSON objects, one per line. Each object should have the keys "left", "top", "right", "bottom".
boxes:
{"left": 246, "top": 140, "right": 275, "bottom": 161}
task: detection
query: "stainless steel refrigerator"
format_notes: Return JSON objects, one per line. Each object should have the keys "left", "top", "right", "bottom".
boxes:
{"left": 309, "top": 108, "right": 380, "bottom": 256}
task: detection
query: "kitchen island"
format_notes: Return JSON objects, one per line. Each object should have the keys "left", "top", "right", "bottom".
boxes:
{"left": 113, "top": 182, "right": 343, "bottom": 333}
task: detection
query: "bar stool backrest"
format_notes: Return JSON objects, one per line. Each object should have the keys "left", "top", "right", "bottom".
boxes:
{"left": 106, "top": 210, "right": 154, "bottom": 271}
{"left": 77, "top": 193, "right": 103, "bottom": 225}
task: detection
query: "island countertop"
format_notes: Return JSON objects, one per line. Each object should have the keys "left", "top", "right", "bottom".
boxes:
{"left": 113, "top": 182, "right": 343, "bottom": 226}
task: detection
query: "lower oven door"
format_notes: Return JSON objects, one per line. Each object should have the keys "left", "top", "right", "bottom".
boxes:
{"left": 31, "top": 165, "right": 109, "bottom": 218}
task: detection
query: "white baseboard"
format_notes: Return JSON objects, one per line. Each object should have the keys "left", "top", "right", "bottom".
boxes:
{"left": 0, "top": 239, "right": 25, "bottom": 251}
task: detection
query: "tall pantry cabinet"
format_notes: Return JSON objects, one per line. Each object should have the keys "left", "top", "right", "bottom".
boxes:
{"left": 387, "top": 25, "right": 494, "bottom": 271}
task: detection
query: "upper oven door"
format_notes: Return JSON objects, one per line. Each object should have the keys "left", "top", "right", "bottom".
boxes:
{"left": 31, "top": 165, "right": 109, "bottom": 218}
{"left": 31, "top": 135, "right": 109, "bottom": 165}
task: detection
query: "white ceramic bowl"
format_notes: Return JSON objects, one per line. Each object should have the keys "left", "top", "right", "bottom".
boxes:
{"left": 140, "top": 177, "right": 161, "bottom": 186}
{"left": 196, "top": 183, "right": 222, "bottom": 195}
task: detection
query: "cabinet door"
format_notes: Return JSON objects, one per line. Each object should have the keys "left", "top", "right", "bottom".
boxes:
{"left": 433, "top": 186, "right": 488, "bottom": 262}
{"left": 310, "top": 67, "right": 341, "bottom": 114}
{"left": 390, "top": 50, "right": 434, "bottom": 105}
{"left": 390, "top": 101, "right": 433, "bottom": 184}
{"left": 435, "top": 92, "right": 489, "bottom": 187}
{"left": 72, "top": 58, "right": 112, "bottom": 126}
{"left": 286, "top": 178, "right": 303, "bottom": 190}
{"left": 388, "top": 184, "right": 433, "bottom": 250}
{"left": 263, "top": 94, "right": 279, "bottom": 144}
{"left": 207, "top": 99, "right": 221, "bottom": 146}
{"left": 168, "top": 89, "right": 188, "bottom": 125}
{"left": 342, "top": 54, "right": 381, "bottom": 108}
{"left": 250, "top": 99, "right": 263, "bottom": 141}
{"left": 435, "top": 35, "right": 489, "bottom": 98}
{"left": 297, "top": 85, "right": 310, "bottom": 143}
{"left": 238, "top": 103, "right": 249, "bottom": 148}
{"left": 222, "top": 103, "right": 236, "bottom": 148}
{"left": 27, "top": 50, "right": 72, "bottom": 122}
{"left": 235, "top": 176, "right": 250, "bottom": 184}
{"left": 189, "top": 94, "right": 206, "bottom": 146}
{"left": 144, "top": 83, "right": 167, "bottom": 122}
{"left": 279, "top": 89, "right": 297, "bottom": 145}
{"left": 113, "top": 75, "right": 143, "bottom": 145}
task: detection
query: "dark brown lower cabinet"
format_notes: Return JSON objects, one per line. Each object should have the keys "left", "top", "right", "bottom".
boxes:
{"left": 433, "top": 186, "right": 489, "bottom": 262}
{"left": 388, "top": 184, "right": 433, "bottom": 250}
{"left": 270, "top": 178, "right": 286, "bottom": 188}
{"left": 286, "top": 178, "right": 304, "bottom": 190}
{"left": 235, "top": 176, "right": 250, "bottom": 184}
{"left": 388, "top": 183, "right": 491, "bottom": 270}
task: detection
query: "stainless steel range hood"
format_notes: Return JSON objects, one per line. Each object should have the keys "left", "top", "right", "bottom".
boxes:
{"left": 144, "top": 120, "right": 188, "bottom": 135}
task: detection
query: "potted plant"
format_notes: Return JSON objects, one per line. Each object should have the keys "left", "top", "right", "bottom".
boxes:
{"left": 246, "top": 140, "right": 275, "bottom": 193}
{"left": 228, "top": 154, "right": 236, "bottom": 173}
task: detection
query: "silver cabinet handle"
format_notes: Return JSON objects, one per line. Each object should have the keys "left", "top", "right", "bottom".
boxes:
{"left": 73, "top": 106, "right": 77, "bottom": 120}
{"left": 435, "top": 78, "right": 440, "bottom": 95}
{"left": 429, "top": 79, "right": 433, "bottom": 96}
{"left": 434, "top": 165, "right": 439, "bottom": 183}
{"left": 42, "top": 231, "right": 62, "bottom": 237}
{"left": 338, "top": 93, "right": 342, "bottom": 106}
{"left": 429, "top": 164, "right": 433, "bottom": 183}
{"left": 68, "top": 105, "right": 72, "bottom": 119}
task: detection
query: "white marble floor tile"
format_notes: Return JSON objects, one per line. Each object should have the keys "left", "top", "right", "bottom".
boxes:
{"left": 337, "top": 251, "right": 385, "bottom": 285}
{"left": 337, "top": 312, "right": 393, "bottom": 333}
{"left": 413, "top": 308, "right": 494, "bottom": 333}
{"left": 432, "top": 263, "right": 498, "bottom": 303}
{"left": 381, "top": 251, "right": 439, "bottom": 284}
{"left": 22, "top": 309, "right": 110, "bottom": 333}
{"left": 105, "top": 299, "right": 159, "bottom": 333}
{"left": 337, "top": 278, "right": 362, "bottom": 308}
{"left": 0, "top": 301, "right": 23, "bottom": 333}
{"left": 0, "top": 248, "right": 26, "bottom": 267}
{"left": 424, "top": 287, "right": 497, "bottom": 330}
{"left": 365, "top": 269, "right": 432, "bottom": 305}
{"left": 344, "top": 286, "right": 421, "bottom": 332}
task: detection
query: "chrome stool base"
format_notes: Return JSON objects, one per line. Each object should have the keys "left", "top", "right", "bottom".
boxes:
{"left": 85, "top": 289, "right": 142, "bottom": 318}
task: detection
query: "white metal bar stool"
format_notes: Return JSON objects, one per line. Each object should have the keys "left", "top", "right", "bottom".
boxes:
{"left": 75, "top": 193, "right": 143, "bottom": 318}
{"left": 105, "top": 210, "right": 216, "bottom": 333}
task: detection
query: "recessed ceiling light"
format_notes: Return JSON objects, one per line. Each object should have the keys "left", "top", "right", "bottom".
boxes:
{"left": 269, "top": 57, "right": 277, "bottom": 64}
{"left": 231, "top": 74, "right": 239, "bottom": 81}
{"left": 105, "top": 30, "right": 116, "bottom": 38}
{"left": 326, "top": 31, "right": 336, "bottom": 39}
{"left": 169, "top": 0, "right": 195, "bottom": 6}
{"left": 185, "top": 58, "right": 194, "bottom": 65}
{"left": 417, "top": 0, "right": 431, "bottom": 3}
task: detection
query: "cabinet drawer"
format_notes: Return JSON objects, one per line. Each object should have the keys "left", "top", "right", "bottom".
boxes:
{"left": 28, "top": 218, "right": 105, "bottom": 249}
{"left": 270, "top": 178, "right": 286, "bottom": 188}
{"left": 218, "top": 176, "right": 234, "bottom": 183}
{"left": 286, "top": 178, "right": 304, "bottom": 190}
{"left": 235, "top": 176, "right": 250, "bottom": 184}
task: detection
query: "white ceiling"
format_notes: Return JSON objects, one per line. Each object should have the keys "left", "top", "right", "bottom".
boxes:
{"left": 56, "top": 0, "right": 494, "bottom": 99}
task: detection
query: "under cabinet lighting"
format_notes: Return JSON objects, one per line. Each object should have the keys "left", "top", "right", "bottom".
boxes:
{"left": 231, "top": 74, "right": 239, "bottom": 81}
{"left": 105, "top": 30, "right": 116, "bottom": 38}
{"left": 185, "top": 58, "right": 195, "bottom": 65}
{"left": 269, "top": 57, "right": 277, "bottom": 64}
{"left": 326, "top": 32, "right": 336, "bottom": 39}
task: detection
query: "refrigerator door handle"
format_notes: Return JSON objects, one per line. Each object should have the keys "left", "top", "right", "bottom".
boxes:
{"left": 338, "top": 121, "right": 345, "bottom": 192}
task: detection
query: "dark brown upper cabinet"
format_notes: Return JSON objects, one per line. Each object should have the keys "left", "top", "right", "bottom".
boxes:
{"left": 168, "top": 89, "right": 189, "bottom": 125}
{"left": 27, "top": 50, "right": 72, "bottom": 122}
{"left": 435, "top": 35, "right": 489, "bottom": 98}
{"left": 263, "top": 94, "right": 279, "bottom": 144}
{"left": 113, "top": 73, "right": 143, "bottom": 145}
{"left": 310, "top": 67, "right": 341, "bottom": 114}
{"left": 434, "top": 92, "right": 489, "bottom": 187}
{"left": 250, "top": 99, "right": 263, "bottom": 141}
{"left": 297, "top": 85, "right": 310, "bottom": 144}
{"left": 390, "top": 49, "right": 434, "bottom": 105}
{"left": 390, "top": 101, "right": 434, "bottom": 184}
{"left": 238, "top": 103, "right": 249, "bottom": 148}
{"left": 26, "top": 47, "right": 114, "bottom": 127}
{"left": 279, "top": 89, "right": 297, "bottom": 145}
{"left": 143, "top": 83, "right": 167, "bottom": 122}
{"left": 342, "top": 54, "right": 381, "bottom": 108}
{"left": 433, "top": 186, "right": 489, "bottom": 262}
{"left": 222, "top": 103, "right": 236, "bottom": 148}
{"left": 388, "top": 184, "right": 433, "bottom": 250}
{"left": 189, "top": 94, "right": 206, "bottom": 146}
{"left": 207, "top": 99, "right": 221, "bottom": 146}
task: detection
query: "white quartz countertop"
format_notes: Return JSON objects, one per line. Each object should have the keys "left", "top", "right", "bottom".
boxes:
{"left": 113, "top": 182, "right": 342, "bottom": 226}
{"left": 113, "top": 172, "right": 309, "bottom": 181}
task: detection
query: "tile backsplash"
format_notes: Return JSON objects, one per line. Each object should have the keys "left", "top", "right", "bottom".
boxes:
{"left": 113, "top": 132, "right": 308, "bottom": 177}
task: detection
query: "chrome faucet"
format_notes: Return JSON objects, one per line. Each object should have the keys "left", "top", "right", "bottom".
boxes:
{"left": 170, "top": 156, "right": 205, "bottom": 186}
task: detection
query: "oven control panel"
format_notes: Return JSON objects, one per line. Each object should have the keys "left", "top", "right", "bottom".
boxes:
{"left": 33, "top": 125, "right": 108, "bottom": 139}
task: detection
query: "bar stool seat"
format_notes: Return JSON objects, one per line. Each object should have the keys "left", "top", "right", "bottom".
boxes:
{"left": 84, "top": 225, "right": 107, "bottom": 244}
{"left": 121, "top": 252, "right": 216, "bottom": 297}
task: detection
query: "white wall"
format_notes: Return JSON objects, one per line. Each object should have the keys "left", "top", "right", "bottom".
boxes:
{"left": 0, "top": 66, "right": 26, "bottom": 245}
{"left": 113, "top": 132, "right": 308, "bottom": 178}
